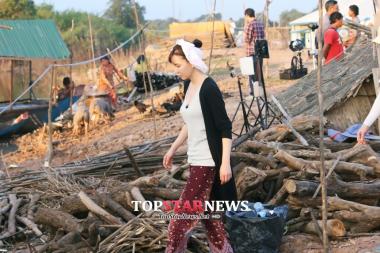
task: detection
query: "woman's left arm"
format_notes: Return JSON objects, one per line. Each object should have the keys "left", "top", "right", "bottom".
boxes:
{"left": 220, "top": 138, "right": 232, "bottom": 184}
{"left": 205, "top": 82, "right": 233, "bottom": 184}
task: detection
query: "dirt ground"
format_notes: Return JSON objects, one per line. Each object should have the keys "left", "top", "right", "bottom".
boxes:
{"left": 2, "top": 47, "right": 299, "bottom": 170}
{"left": 1, "top": 46, "right": 379, "bottom": 252}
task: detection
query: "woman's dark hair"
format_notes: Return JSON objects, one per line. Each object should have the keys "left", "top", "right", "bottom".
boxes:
{"left": 63, "top": 77, "right": 71, "bottom": 86}
{"left": 330, "top": 11, "right": 343, "bottom": 24}
{"left": 168, "top": 39, "right": 203, "bottom": 63}
{"left": 193, "top": 39, "right": 202, "bottom": 48}
{"left": 244, "top": 8, "right": 255, "bottom": 18}
{"left": 349, "top": 5, "right": 359, "bottom": 16}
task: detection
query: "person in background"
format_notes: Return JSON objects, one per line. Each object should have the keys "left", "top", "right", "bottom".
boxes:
{"left": 316, "top": 0, "right": 339, "bottom": 49}
{"left": 134, "top": 54, "right": 148, "bottom": 74}
{"left": 229, "top": 17, "right": 236, "bottom": 37}
{"left": 323, "top": 12, "right": 344, "bottom": 65}
{"left": 344, "top": 5, "right": 360, "bottom": 48}
{"left": 57, "top": 77, "right": 73, "bottom": 101}
{"left": 97, "top": 56, "right": 128, "bottom": 108}
{"left": 244, "top": 8, "right": 265, "bottom": 96}
{"left": 348, "top": 5, "right": 360, "bottom": 23}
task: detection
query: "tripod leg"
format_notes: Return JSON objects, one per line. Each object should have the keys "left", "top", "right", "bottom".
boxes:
{"left": 256, "top": 96, "right": 266, "bottom": 129}
{"left": 231, "top": 102, "right": 242, "bottom": 123}
{"left": 244, "top": 98, "right": 257, "bottom": 118}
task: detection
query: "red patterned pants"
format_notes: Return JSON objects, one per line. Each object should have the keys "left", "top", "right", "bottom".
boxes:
{"left": 165, "top": 166, "right": 234, "bottom": 253}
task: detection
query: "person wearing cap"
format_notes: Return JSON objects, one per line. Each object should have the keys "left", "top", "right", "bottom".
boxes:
{"left": 97, "top": 56, "right": 128, "bottom": 108}
{"left": 163, "top": 39, "right": 236, "bottom": 253}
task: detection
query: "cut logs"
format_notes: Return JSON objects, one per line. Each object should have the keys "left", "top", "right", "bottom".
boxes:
{"left": 233, "top": 115, "right": 380, "bottom": 237}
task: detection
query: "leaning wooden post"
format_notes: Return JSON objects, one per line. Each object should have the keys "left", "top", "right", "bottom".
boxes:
{"left": 316, "top": 0, "right": 329, "bottom": 252}
{"left": 208, "top": 0, "right": 217, "bottom": 73}
{"left": 46, "top": 65, "right": 55, "bottom": 167}
{"left": 132, "top": 0, "right": 157, "bottom": 140}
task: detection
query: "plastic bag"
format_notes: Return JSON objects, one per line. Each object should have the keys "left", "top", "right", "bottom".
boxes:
{"left": 225, "top": 203, "right": 287, "bottom": 253}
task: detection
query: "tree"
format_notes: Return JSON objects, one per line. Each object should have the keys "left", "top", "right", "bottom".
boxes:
{"left": 191, "top": 13, "right": 222, "bottom": 22}
{"left": 36, "top": 3, "right": 55, "bottom": 19}
{"left": 279, "top": 9, "right": 306, "bottom": 27}
{"left": 0, "top": 0, "right": 36, "bottom": 19}
{"left": 104, "top": 0, "right": 145, "bottom": 29}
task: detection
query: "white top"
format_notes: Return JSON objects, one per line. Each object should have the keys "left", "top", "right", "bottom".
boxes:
{"left": 180, "top": 83, "right": 215, "bottom": 167}
{"left": 363, "top": 94, "right": 380, "bottom": 127}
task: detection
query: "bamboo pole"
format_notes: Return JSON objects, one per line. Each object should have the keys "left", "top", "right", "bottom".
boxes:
{"left": 69, "top": 19, "right": 74, "bottom": 115}
{"left": 29, "top": 61, "right": 32, "bottom": 100}
{"left": 9, "top": 60, "right": 13, "bottom": 107}
{"left": 207, "top": 0, "right": 217, "bottom": 73}
{"left": 46, "top": 65, "right": 55, "bottom": 167}
{"left": 88, "top": 13, "right": 96, "bottom": 81}
{"left": 132, "top": 0, "right": 157, "bottom": 140}
{"left": 131, "top": 0, "right": 147, "bottom": 94}
{"left": 316, "top": 0, "right": 329, "bottom": 252}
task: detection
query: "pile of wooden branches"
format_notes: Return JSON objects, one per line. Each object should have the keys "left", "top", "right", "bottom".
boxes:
{"left": 1, "top": 115, "right": 380, "bottom": 252}
{"left": 0, "top": 136, "right": 185, "bottom": 196}
{"left": 233, "top": 115, "right": 380, "bottom": 239}
{"left": 0, "top": 162, "right": 207, "bottom": 253}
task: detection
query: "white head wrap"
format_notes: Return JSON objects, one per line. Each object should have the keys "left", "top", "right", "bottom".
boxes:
{"left": 175, "top": 39, "right": 208, "bottom": 74}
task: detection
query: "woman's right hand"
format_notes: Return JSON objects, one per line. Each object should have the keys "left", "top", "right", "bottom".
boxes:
{"left": 357, "top": 125, "right": 369, "bottom": 144}
{"left": 163, "top": 148, "right": 175, "bottom": 169}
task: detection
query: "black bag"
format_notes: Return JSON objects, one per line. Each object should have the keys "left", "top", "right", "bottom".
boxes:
{"left": 225, "top": 207, "right": 286, "bottom": 253}
{"left": 255, "top": 40, "right": 269, "bottom": 59}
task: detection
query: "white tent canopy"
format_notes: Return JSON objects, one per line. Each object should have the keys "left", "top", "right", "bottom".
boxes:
{"left": 289, "top": 0, "right": 375, "bottom": 26}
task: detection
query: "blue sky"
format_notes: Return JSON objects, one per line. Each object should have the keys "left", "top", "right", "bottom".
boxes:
{"left": 34, "top": 0, "right": 316, "bottom": 21}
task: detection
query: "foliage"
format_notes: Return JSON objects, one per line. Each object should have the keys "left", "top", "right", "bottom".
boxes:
{"left": 0, "top": 0, "right": 36, "bottom": 19}
{"left": 279, "top": 9, "right": 306, "bottom": 26}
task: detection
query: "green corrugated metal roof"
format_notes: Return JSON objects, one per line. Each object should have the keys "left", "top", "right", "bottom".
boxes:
{"left": 0, "top": 19, "right": 70, "bottom": 60}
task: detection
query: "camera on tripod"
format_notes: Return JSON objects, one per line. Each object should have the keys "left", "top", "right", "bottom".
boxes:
{"left": 279, "top": 39, "right": 308, "bottom": 80}
{"left": 289, "top": 39, "right": 304, "bottom": 52}
{"left": 308, "top": 23, "right": 319, "bottom": 32}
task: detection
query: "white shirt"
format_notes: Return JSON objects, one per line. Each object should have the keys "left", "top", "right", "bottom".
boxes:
{"left": 180, "top": 84, "right": 215, "bottom": 167}
{"left": 363, "top": 93, "right": 380, "bottom": 127}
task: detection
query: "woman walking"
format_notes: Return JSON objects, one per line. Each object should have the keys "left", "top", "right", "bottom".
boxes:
{"left": 163, "top": 39, "right": 236, "bottom": 253}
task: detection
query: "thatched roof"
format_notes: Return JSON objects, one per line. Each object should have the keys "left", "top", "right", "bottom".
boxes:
{"left": 275, "top": 37, "right": 377, "bottom": 117}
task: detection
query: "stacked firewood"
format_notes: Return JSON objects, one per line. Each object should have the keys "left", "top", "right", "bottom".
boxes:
{"left": 1, "top": 115, "right": 380, "bottom": 252}
{"left": 233, "top": 115, "right": 380, "bottom": 239}
{"left": 0, "top": 163, "right": 211, "bottom": 253}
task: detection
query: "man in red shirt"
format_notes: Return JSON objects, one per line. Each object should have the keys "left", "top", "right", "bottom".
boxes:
{"left": 323, "top": 12, "right": 344, "bottom": 65}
